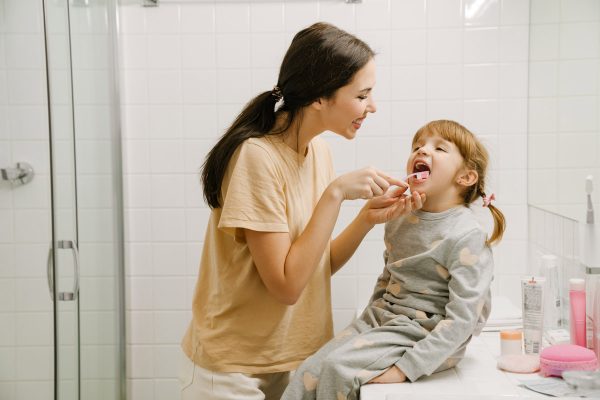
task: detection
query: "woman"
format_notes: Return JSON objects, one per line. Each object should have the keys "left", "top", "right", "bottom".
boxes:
{"left": 180, "top": 22, "right": 425, "bottom": 400}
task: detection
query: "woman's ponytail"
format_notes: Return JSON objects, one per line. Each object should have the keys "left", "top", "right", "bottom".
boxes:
{"left": 201, "top": 90, "right": 281, "bottom": 209}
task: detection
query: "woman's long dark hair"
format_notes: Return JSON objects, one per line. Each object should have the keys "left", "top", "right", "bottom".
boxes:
{"left": 201, "top": 22, "right": 375, "bottom": 209}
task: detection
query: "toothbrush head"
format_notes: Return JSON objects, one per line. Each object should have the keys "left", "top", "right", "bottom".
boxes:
{"left": 586, "top": 175, "right": 593, "bottom": 195}
{"left": 405, "top": 171, "right": 430, "bottom": 181}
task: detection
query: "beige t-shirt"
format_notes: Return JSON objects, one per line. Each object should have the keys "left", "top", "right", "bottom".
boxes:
{"left": 182, "top": 135, "right": 336, "bottom": 374}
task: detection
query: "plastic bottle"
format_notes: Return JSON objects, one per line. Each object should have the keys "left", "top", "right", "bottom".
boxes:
{"left": 541, "top": 254, "right": 561, "bottom": 331}
{"left": 592, "top": 276, "right": 600, "bottom": 359}
{"left": 570, "top": 278, "right": 587, "bottom": 347}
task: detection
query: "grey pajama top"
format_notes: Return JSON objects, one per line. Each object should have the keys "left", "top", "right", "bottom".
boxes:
{"left": 362, "top": 205, "right": 494, "bottom": 382}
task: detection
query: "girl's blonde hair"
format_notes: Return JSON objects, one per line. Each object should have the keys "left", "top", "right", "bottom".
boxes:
{"left": 412, "top": 120, "right": 506, "bottom": 246}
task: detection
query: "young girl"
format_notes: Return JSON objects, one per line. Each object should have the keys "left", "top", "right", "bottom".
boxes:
{"left": 180, "top": 23, "right": 425, "bottom": 400}
{"left": 281, "top": 120, "right": 506, "bottom": 400}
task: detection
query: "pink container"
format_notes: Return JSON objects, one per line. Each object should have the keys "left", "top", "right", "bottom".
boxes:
{"left": 539, "top": 344, "right": 598, "bottom": 377}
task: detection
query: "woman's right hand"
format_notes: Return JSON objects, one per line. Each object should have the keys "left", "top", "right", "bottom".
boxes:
{"left": 329, "top": 167, "right": 408, "bottom": 201}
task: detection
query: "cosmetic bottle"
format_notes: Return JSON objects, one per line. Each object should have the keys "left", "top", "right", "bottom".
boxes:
{"left": 541, "top": 254, "right": 561, "bottom": 331}
{"left": 592, "top": 276, "right": 600, "bottom": 359}
{"left": 570, "top": 278, "right": 587, "bottom": 347}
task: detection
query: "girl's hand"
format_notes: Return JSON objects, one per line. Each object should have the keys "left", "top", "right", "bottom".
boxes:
{"left": 367, "top": 365, "right": 407, "bottom": 384}
{"left": 329, "top": 167, "right": 407, "bottom": 201}
{"left": 361, "top": 187, "right": 426, "bottom": 225}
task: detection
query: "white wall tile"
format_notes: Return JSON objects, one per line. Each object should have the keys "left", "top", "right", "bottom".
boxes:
{"left": 250, "top": 2, "right": 284, "bottom": 33}
{"left": 215, "top": 3, "right": 249, "bottom": 33}
{"left": 500, "top": 0, "right": 530, "bottom": 25}
{"left": 464, "top": 100, "right": 498, "bottom": 135}
{"left": 149, "top": 140, "right": 184, "bottom": 174}
{"left": 428, "top": 0, "right": 462, "bottom": 28}
{"left": 558, "top": 60, "right": 598, "bottom": 96}
{"left": 391, "top": 66, "right": 426, "bottom": 100}
{"left": 151, "top": 209, "right": 186, "bottom": 242}
{"left": 147, "top": 36, "right": 180, "bottom": 70}
{"left": 529, "top": 24, "right": 559, "bottom": 61}
{"left": 180, "top": 4, "right": 215, "bottom": 34}
{"left": 5, "top": 35, "right": 45, "bottom": 69}
{"left": 356, "top": 0, "right": 391, "bottom": 31}
{"left": 145, "top": 5, "right": 180, "bottom": 35}
{"left": 558, "top": 96, "right": 597, "bottom": 132}
{"left": 530, "top": 0, "right": 559, "bottom": 24}
{"left": 216, "top": 69, "right": 252, "bottom": 104}
{"left": 148, "top": 106, "right": 182, "bottom": 140}
{"left": 181, "top": 35, "right": 215, "bottom": 69}
{"left": 150, "top": 175, "right": 185, "bottom": 208}
{"left": 147, "top": 71, "right": 181, "bottom": 105}
{"left": 391, "top": 0, "right": 426, "bottom": 29}
{"left": 529, "top": 61, "right": 557, "bottom": 97}
{"left": 464, "top": 0, "right": 500, "bottom": 27}
{"left": 464, "top": 65, "right": 498, "bottom": 99}
{"left": 391, "top": 30, "right": 426, "bottom": 65}
{"left": 427, "top": 65, "right": 463, "bottom": 100}
{"left": 182, "top": 70, "right": 217, "bottom": 105}
{"left": 560, "top": 0, "right": 600, "bottom": 23}
{"left": 559, "top": 22, "right": 600, "bottom": 60}
{"left": 427, "top": 29, "right": 463, "bottom": 64}
{"left": 464, "top": 28, "right": 498, "bottom": 64}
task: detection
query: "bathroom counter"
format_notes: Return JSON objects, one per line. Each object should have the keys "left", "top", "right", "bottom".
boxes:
{"left": 359, "top": 331, "right": 578, "bottom": 400}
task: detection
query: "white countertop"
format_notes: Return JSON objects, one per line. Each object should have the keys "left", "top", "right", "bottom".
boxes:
{"left": 359, "top": 332, "right": 581, "bottom": 400}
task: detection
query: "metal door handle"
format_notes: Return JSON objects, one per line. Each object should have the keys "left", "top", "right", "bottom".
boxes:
{"left": 47, "top": 247, "right": 54, "bottom": 300}
{"left": 58, "top": 240, "right": 80, "bottom": 301}
{"left": 46, "top": 240, "right": 80, "bottom": 301}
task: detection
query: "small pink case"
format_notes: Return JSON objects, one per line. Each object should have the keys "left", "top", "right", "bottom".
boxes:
{"left": 539, "top": 344, "right": 598, "bottom": 377}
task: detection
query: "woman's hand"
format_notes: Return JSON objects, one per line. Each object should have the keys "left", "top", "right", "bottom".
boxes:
{"left": 360, "top": 186, "right": 426, "bottom": 226}
{"left": 329, "top": 167, "right": 408, "bottom": 201}
{"left": 367, "top": 365, "right": 407, "bottom": 384}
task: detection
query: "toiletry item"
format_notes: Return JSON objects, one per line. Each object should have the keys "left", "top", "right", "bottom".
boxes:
{"left": 496, "top": 354, "right": 540, "bottom": 373}
{"left": 585, "top": 276, "right": 600, "bottom": 350}
{"left": 500, "top": 330, "right": 523, "bottom": 356}
{"left": 404, "top": 171, "right": 429, "bottom": 181}
{"left": 545, "top": 328, "right": 570, "bottom": 345}
{"left": 386, "top": 171, "right": 430, "bottom": 194}
{"left": 539, "top": 344, "right": 598, "bottom": 377}
{"left": 563, "top": 370, "right": 600, "bottom": 391}
{"left": 593, "top": 276, "right": 600, "bottom": 359}
{"left": 586, "top": 175, "right": 594, "bottom": 224}
{"left": 522, "top": 277, "right": 545, "bottom": 354}
{"left": 540, "top": 254, "right": 561, "bottom": 332}
{"left": 569, "top": 278, "right": 587, "bottom": 347}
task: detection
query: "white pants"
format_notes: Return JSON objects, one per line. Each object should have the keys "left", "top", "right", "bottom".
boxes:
{"left": 179, "top": 351, "right": 290, "bottom": 400}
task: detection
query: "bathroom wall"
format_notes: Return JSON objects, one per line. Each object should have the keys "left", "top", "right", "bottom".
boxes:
{"left": 117, "top": 0, "right": 530, "bottom": 398}
{"left": 527, "top": 0, "right": 600, "bottom": 222}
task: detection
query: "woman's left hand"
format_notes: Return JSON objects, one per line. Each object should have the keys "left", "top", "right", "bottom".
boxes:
{"left": 367, "top": 365, "right": 407, "bottom": 384}
{"left": 361, "top": 186, "right": 426, "bottom": 225}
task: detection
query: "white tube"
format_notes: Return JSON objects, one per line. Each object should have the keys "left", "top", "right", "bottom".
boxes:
{"left": 521, "top": 277, "right": 545, "bottom": 354}
{"left": 541, "top": 255, "right": 561, "bottom": 331}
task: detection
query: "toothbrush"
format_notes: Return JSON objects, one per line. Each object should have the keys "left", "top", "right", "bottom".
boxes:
{"left": 386, "top": 171, "right": 430, "bottom": 194}
{"left": 405, "top": 171, "right": 430, "bottom": 181}
{"left": 586, "top": 175, "right": 594, "bottom": 224}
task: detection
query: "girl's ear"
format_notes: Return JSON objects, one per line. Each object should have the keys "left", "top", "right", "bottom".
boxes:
{"left": 456, "top": 169, "right": 478, "bottom": 188}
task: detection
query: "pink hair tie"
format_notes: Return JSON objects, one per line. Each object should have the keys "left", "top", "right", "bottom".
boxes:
{"left": 483, "top": 193, "right": 496, "bottom": 207}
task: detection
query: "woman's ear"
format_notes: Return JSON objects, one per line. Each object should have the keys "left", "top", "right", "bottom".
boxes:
{"left": 310, "top": 98, "right": 324, "bottom": 111}
{"left": 456, "top": 169, "right": 478, "bottom": 188}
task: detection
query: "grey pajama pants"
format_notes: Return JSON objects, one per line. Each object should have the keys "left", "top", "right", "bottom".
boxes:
{"left": 281, "top": 313, "right": 459, "bottom": 400}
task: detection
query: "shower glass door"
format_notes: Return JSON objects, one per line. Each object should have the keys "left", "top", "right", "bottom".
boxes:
{"left": 0, "top": 0, "right": 124, "bottom": 399}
